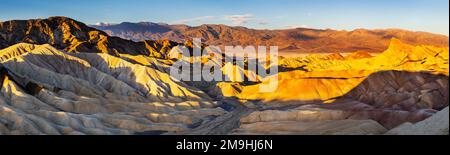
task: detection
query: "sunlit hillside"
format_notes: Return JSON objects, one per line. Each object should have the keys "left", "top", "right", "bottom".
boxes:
{"left": 0, "top": 17, "right": 448, "bottom": 135}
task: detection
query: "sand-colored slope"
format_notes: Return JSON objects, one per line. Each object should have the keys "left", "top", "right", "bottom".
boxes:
{"left": 305, "top": 40, "right": 447, "bottom": 74}
{"left": 0, "top": 43, "right": 226, "bottom": 135}
{"left": 227, "top": 39, "right": 449, "bottom": 135}
{"left": 223, "top": 39, "right": 449, "bottom": 103}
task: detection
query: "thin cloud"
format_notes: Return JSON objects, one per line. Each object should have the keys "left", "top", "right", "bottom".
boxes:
{"left": 286, "top": 25, "right": 309, "bottom": 29}
{"left": 256, "top": 19, "right": 270, "bottom": 25}
{"left": 224, "top": 14, "right": 253, "bottom": 25}
{"left": 173, "top": 16, "right": 215, "bottom": 24}
{"left": 94, "top": 22, "right": 117, "bottom": 26}
{"left": 171, "top": 14, "right": 262, "bottom": 26}
{"left": 258, "top": 21, "right": 269, "bottom": 25}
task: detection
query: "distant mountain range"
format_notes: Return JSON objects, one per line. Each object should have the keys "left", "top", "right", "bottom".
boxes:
{"left": 92, "top": 22, "right": 449, "bottom": 53}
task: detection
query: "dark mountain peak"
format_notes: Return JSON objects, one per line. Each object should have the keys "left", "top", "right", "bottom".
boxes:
{"left": 93, "top": 21, "right": 173, "bottom": 33}
{"left": 0, "top": 16, "right": 109, "bottom": 48}
{"left": 47, "top": 16, "right": 77, "bottom": 22}
{"left": 1, "top": 16, "right": 100, "bottom": 34}
{"left": 0, "top": 17, "right": 178, "bottom": 58}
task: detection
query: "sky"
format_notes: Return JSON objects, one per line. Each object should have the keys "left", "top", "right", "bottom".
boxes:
{"left": 0, "top": 0, "right": 449, "bottom": 35}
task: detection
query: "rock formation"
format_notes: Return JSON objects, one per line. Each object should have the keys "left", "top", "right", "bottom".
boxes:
{"left": 0, "top": 17, "right": 180, "bottom": 58}
{"left": 0, "top": 17, "right": 448, "bottom": 135}
{"left": 225, "top": 40, "right": 449, "bottom": 135}
{"left": 0, "top": 43, "right": 227, "bottom": 135}
{"left": 386, "top": 107, "right": 449, "bottom": 135}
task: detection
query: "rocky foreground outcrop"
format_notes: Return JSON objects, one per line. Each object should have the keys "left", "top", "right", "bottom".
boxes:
{"left": 386, "top": 107, "right": 449, "bottom": 135}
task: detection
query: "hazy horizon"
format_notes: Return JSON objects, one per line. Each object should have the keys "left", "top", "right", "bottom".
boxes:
{"left": 0, "top": 0, "right": 448, "bottom": 35}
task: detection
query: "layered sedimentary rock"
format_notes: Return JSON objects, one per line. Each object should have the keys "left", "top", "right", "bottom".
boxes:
{"left": 0, "top": 43, "right": 226, "bottom": 135}
{"left": 233, "top": 120, "right": 388, "bottom": 135}
{"left": 229, "top": 40, "right": 449, "bottom": 135}
{"left": 386, "top": 107, "right": 449, "bottom": 135}
{"left": 0, "top": 17, "right": 180, "bottom": 58}
{"left": 219, "top": 39, "right": 449, "bottom": 103}
{"left": 0, "top": 17, "right": 448, "bottom": 135}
